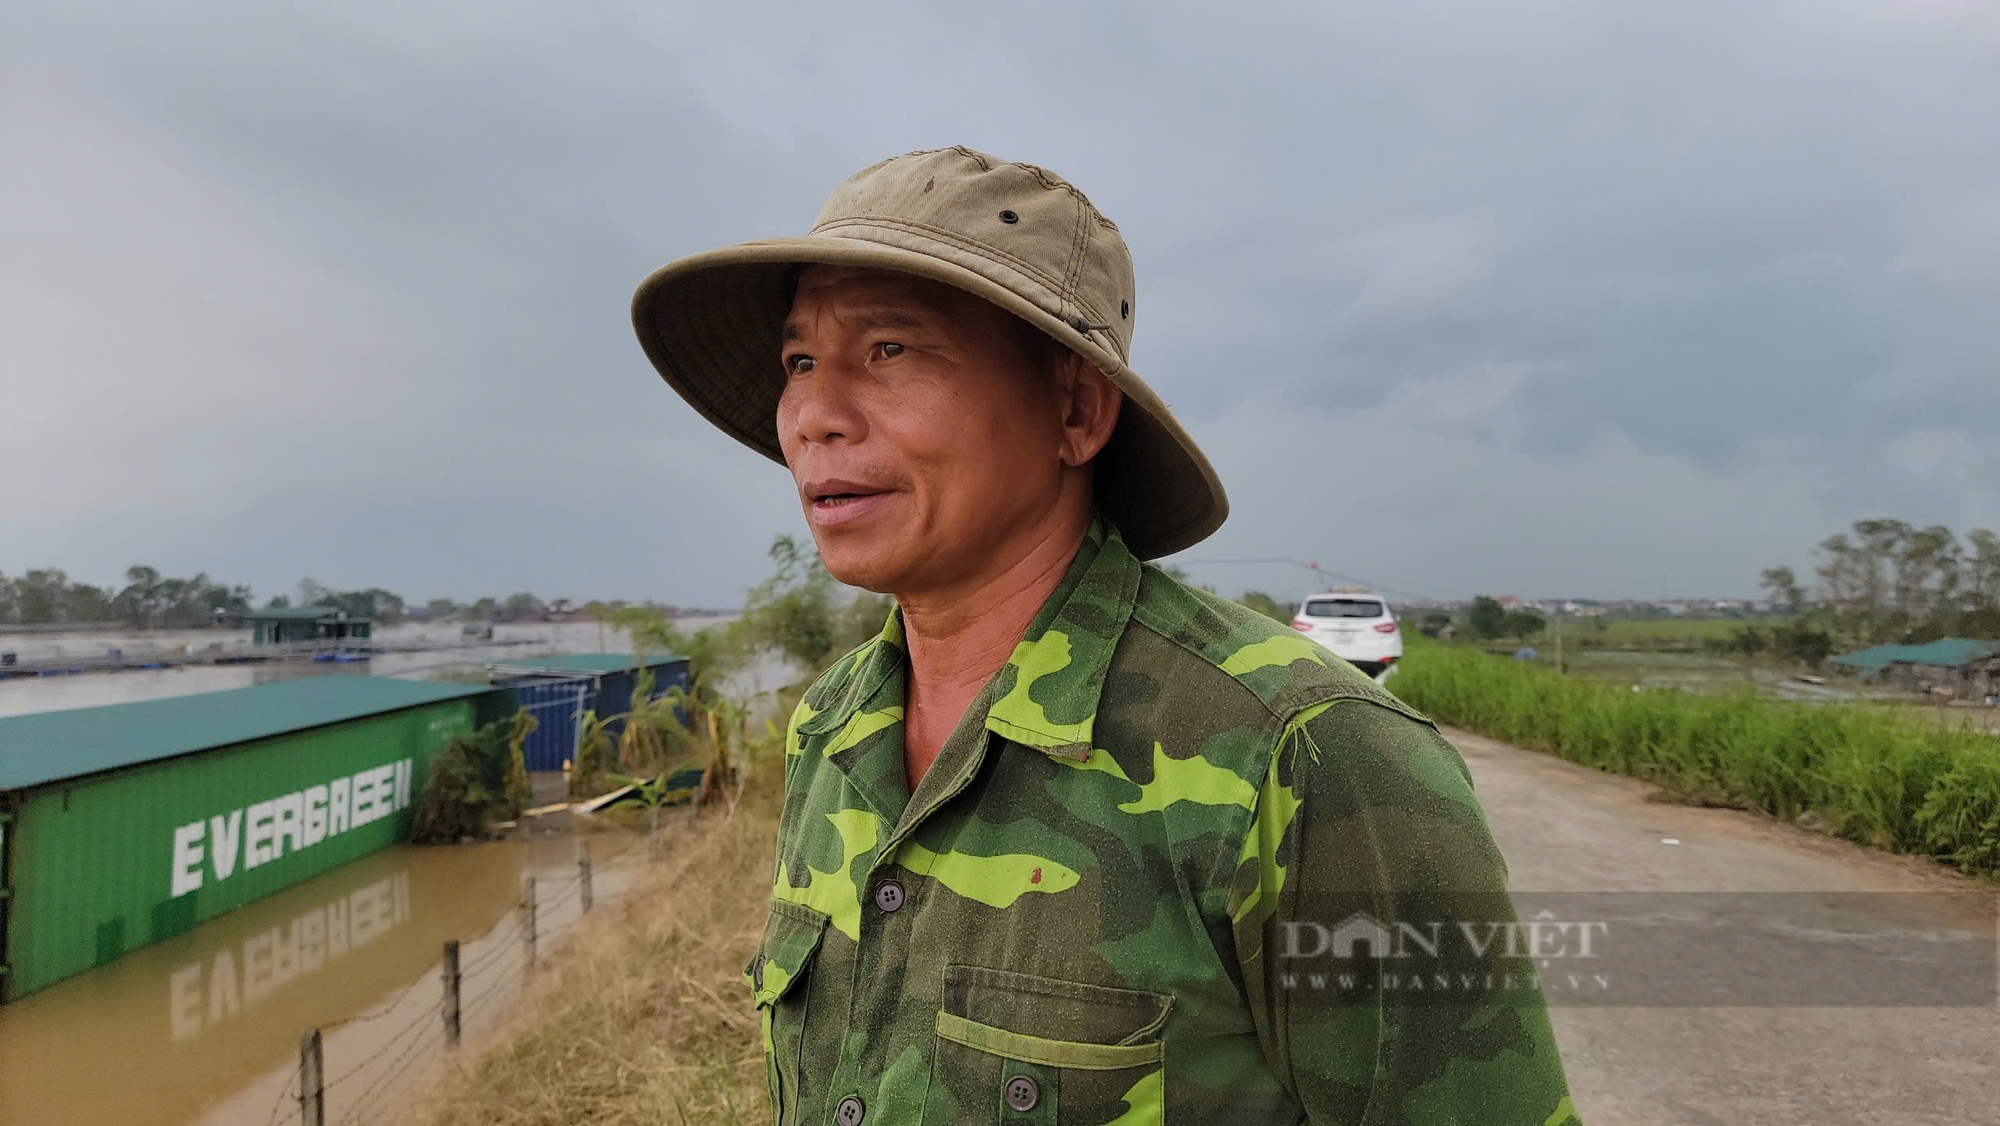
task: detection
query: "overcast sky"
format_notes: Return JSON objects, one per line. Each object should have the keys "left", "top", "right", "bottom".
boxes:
{"left": 5, "top": 1, "right": 1997, "bottom": 609}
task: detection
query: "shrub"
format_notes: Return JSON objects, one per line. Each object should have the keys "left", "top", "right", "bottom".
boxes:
{"left": 409, "top": 710, "right": 536, "bottom": 843}
{"left": 1392, "top": 641, "right": 2000, "bottom": 872}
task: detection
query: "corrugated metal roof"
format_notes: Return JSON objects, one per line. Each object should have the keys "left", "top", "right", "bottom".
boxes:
{"left": 1828, "top": 638, "right": 2000, "bottom": 674}
{"left": 0, "top": 677, "right": 493, "bottom": 793}
{"left": 1828, "top": 645, "right": 1904, "bottom": 674}
{"left": 243, "top": 604, "right": 360, "bottom": 621}
{"left": 492, "top": 652, "right": 684, "bottom": 675}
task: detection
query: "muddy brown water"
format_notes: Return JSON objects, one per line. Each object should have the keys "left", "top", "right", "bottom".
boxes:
{"left": 0, "top": 825, "right": 645, "bottom": 1126}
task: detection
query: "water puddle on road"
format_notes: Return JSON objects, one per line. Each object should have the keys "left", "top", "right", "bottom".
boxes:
{"left": 0, "top": 825, "right": 644, "bottom": 1126}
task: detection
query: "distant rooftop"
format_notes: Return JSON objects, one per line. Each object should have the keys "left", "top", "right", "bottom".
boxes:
{"left": 491, "top": 652, "right": 683, "bottom": 676}
{"left": 1828, "top": 638, "right": 2000, "bottom": 675}
{"left": 0, "top": 677, "right": 492, "bottom": 792}
{"left": 244, "top": 604, "right": 365, "bottom": 622}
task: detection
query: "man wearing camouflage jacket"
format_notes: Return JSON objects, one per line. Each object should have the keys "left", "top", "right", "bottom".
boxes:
{"left": 632, "top": 146, "right": 1579, "bottom": 1125}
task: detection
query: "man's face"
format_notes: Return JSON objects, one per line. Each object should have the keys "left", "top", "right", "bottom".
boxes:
{"left": 776, "top": 266, "right": 1073, "bottom": 595}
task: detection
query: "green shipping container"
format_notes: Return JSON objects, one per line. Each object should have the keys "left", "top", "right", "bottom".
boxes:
{"left": 0, "top": 677, "right": 504, "bottom": 1001}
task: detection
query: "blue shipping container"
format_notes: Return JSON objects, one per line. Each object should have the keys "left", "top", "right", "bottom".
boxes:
{"left": 490, "top": 654, "right": 690, "bottom": 771}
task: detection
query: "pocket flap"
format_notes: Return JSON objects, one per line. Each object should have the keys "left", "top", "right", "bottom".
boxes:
{"left": 935, "top": 1011, "right": 1165, "bottom": 1070}
{"left": 747, "top": 899, "right": 829, "bottom": 1007}
{"left": 942, "top": 964, "right": 1173, "bottom": 1046}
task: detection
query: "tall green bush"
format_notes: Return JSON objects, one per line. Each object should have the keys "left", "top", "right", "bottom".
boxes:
{"left": 410, "top": 710, "right": 537, "bottom": 843}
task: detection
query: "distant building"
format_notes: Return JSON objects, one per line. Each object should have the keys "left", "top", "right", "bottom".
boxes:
{"left": 243, "top": 605, "right": 371, "bottom": 646}
{"left": 1828, "top": 638, "right": 2000, "bottom": 701}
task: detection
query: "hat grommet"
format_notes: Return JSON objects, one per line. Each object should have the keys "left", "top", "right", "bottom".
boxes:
{"left": 999, "top": 210, "right": 1019, "bottom": 224}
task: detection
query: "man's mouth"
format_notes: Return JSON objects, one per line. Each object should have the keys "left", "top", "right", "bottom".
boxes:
{"left": 803, "top": 480, "right": 893, "bottom": 523}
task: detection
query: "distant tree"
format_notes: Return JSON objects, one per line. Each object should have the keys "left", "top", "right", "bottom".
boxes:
{"left": 1726, "top": 626, "right": 1769, "bottom": 655}
{"left": 1777, "top": 519, "right": 2000, "bottom": 644}
{"left": 502, "top": 592, "right": 542, "bottom": 620}
{"left": 1501, "top": 610, "right": 1546, "bottom": 638}
{"left": 298, "top": 578, "right": 333, "bottom": 608}
{"left": 1771, "top": 621, "right": 1834, "bottom": 667}
{"left": 1759, "top": 566, "right": 1805, "bottom": 614}
{"left": 1418, "top": 612, "right": 1453, "bottom": 637}
{"left": 111, "top": 567, "right": 250, "bottom": 627}
{"left": 425, "top": 597, "right": 460, "bottom": 620}
{"left": 1239, "top": 591, "right": 1291, "bottom": 623}
{"left": 265, "top": 594, "right": 292, "bottom": 609}
{"left": 1467, "top": 596, "right": 1506, "bottom": 640}
{"left": 315, "top": 587, "right": 406, "bottom": 624}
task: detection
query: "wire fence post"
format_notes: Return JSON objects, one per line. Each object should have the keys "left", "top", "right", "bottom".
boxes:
{"left": 298, "top": 1027, "right": 325, "bottom": 1126}
{"left": 577, "top": 837, "right": 594, "bottom": 915}
{"left": 522, "top": 875, "right": 537, "bottom": 966}
{"left": 441, "top": 939, "right": 461, "bottom": 1049}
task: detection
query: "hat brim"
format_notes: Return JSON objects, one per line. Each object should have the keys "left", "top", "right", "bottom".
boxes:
{"left": 630, "top": 236, "right": 1227, "bottom": 560}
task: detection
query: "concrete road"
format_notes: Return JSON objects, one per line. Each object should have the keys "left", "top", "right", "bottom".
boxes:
{"left": 1451, "top": 726, "right": 1999, "bottom": 1126}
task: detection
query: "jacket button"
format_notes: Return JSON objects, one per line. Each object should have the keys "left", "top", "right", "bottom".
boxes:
{"left": 835, "top": 1095, "right": 866, "bottom": 1125}
{"left": 1004, "top": 1075, "right": 1040, "bottom": 1111}
{"left": 873, "top": 880, "right": 906, "bottom": 913}
{"left": 751, "top": 955, "right": 764, "bottom": 989}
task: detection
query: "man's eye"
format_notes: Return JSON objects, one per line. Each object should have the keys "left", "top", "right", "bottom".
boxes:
{"left": 786, "top": 354, "right": 815, "bottom": 375}
{"left": 876, "top": 342, "right": 905, "bottom": 359}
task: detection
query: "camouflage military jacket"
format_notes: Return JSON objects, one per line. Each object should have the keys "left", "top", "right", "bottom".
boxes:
{"left": 749, "top": 520, "right": 1578, "bottom": 1126}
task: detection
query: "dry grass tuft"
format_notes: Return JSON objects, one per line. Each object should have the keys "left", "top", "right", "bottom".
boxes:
{"left": 403, "top": 777, "right": 780, "bottom": 1126}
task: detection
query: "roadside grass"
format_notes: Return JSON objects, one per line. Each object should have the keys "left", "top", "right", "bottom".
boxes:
{"left": 1393, "top": 640, "right": 2000, "bottom": 872}
{"left": 404, "top": 776, "right": 778, "bottom": 1126}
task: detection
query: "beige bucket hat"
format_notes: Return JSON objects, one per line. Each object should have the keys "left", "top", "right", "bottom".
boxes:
{"left": 630, "top": 146, "right": 1227, "bottom": 560}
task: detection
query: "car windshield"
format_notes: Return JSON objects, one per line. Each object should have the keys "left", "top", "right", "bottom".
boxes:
{"left": 1304, "top": 599, "right": 1385, "bottom": 618}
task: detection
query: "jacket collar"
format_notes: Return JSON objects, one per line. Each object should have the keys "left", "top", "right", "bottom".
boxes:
{"left": 981, "top": 518, "right": 1139, "bottom": 760}
{"left": 796, "top": 517, "right": 1141, "bottom": 763}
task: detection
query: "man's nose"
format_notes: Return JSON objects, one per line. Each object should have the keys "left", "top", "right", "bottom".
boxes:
{"left": 783, "top": 362, "right": 867, "bottom": 449}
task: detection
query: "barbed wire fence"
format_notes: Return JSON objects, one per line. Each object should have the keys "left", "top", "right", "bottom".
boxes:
{"left": 262, "top": 835, "right": 646, "bottom": 1126}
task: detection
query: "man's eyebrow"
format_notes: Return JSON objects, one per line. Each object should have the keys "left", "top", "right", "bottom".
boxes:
{"left": 781, "top": 309, "right": 929, "bottom": 345}
{"left": 856, "top": 311, "right": 926, "bottom": 329}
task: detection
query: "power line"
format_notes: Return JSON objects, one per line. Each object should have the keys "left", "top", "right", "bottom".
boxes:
{"left": 1176, "top": 557, "right": 1432, "bottom": 602}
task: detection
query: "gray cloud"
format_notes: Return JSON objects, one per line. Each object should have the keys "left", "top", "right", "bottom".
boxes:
{"left": 4, "top": 0, "right": 1996, "bottom": 608}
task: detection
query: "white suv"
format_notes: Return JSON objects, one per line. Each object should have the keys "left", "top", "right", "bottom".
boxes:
{"left": 1291, "top": 590, "right": 1402, "bottom": 681}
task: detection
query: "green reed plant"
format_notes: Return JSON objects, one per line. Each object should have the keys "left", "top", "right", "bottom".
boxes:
{"left": 1392, "top": 641, "right": 2000, "bottom": 873}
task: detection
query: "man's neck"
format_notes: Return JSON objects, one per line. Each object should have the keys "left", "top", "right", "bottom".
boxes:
{"left": 897, "top": 510, "right": 1090, "bottom": 788}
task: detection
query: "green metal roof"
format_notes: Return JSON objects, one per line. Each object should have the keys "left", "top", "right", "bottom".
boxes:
{"left": 244, "top": 604, "right": 359, "bottom": 622}
{"left": 0, "top": 677, "right": 494, "bottom": 793}
{"left": 1828, "top": 638, "right": 2000, "bottom": 674}
{"left": 492, "top": 652, "right": 684, "bottom": 676}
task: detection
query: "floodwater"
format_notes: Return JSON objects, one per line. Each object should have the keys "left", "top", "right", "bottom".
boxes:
{"left": 0, "top": 822, "right": 647, "bottom": 1126}
{"left": 0, "top": 618, "right": 734, "bottom": 719}
{"left": 0, "top": 614, "right": 775, "bottom": 1125}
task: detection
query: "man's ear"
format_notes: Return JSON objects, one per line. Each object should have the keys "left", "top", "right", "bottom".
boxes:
{"left": 1057, "top": 351, "right": 1124, "bottom": 468}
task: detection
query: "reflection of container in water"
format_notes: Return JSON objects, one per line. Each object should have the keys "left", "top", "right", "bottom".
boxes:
{"left": 0, "top": 840, "right": 527, "bottom": 1126}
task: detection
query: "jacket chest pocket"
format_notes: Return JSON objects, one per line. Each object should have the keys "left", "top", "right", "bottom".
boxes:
{"left": 922, "top": 965, "right": 1171, "bottom": 1126}
{"left": 748, "top": 901, "right": 829, "bottom": 1126}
